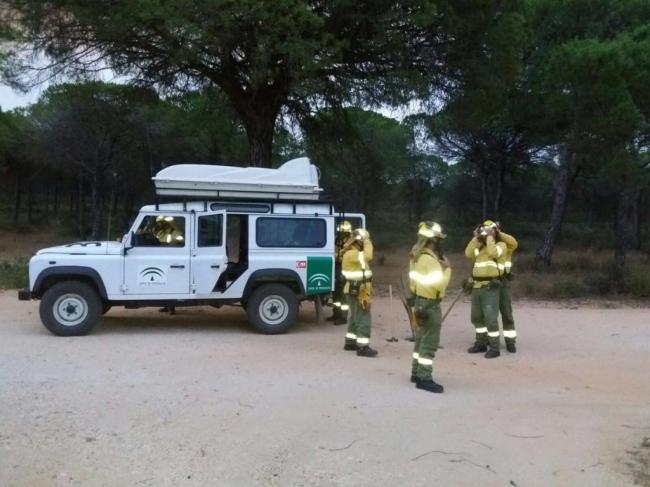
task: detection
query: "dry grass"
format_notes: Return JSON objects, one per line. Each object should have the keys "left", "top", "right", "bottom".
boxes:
{"left": 1, "top": 228, "right": 649, "bottom": 299}
{"left": 0, "top": 259, "right": 29, "bottom": 289}
{"left": 372, "top": 248, "right": 650, "bottom": 300}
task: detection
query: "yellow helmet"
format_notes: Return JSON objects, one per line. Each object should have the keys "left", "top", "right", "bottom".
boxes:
{"left": 418, "top": 221, "right": 446, "bottom": 239}
{"left": 337, "top": 220, "right": 352, "bottom": 233}
{"left": 482, "top": 219, "right": 497, "bottom": 229}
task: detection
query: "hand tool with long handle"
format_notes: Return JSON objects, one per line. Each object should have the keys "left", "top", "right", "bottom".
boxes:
{"left": 441, "top": 287, "right": 465, "bottom": 323}
{"left": 386, "top": 284, "right": 398, "bottom": 342}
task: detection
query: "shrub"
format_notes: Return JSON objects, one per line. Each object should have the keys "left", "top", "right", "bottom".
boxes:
{"left": 0, "top": 259, "right": 29, "bottom": 289}
{"left": 624, "top": 267, "right": 650, "bottom": 298}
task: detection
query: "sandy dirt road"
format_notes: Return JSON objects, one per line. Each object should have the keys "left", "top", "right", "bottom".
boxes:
{"left": 1, "top": 290, "right": 649, "bottom": 487}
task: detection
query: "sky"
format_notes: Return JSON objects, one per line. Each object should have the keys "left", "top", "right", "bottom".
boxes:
{"left": 0, "top": 84, "right": 43, "bottom": 111}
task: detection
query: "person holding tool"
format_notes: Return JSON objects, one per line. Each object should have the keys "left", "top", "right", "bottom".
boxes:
{"left": 495, "top": 223, "right": 518, "bottom": 353}
{"left": 408, "top": 221, "right": 451, "bottom": 393}
{"left": 328, "top": 220, "right": 352, "bottom": 324}
{"left": 465, "top": 220, "right": 507, "bottom": 358}
{"left": 341, "top": 228, "right": 377, "bottom": 357}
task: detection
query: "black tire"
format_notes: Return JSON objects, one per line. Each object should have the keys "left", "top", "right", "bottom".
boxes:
{"left": 246, "top": 283, "right": 298, "bottom": 334}
{"left": 39, "top": 281, "right": 102, "bottom": 336}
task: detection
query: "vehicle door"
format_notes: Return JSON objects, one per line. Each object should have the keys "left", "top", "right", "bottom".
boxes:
{"left": 191, "top": 210, "right": 227, "bottom": 296}
{"left": 123, "top": 213, "right": 191, "bottom": 295}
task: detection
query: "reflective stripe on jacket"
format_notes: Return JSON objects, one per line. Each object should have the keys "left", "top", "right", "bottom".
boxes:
{"left": 341, "top": 240, "right": 373, "bottom": 291}
{"left": 465, "top": 236, "right": 507, "bottom": 285}
{"left": 498, "top": 231, "right": 518, "bottom": 274}
{"left": 409, "top": 248, "right": 451, "bottom": 299}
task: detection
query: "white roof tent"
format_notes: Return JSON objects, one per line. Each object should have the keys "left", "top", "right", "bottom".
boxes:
{"left": 153, "top": 157, "right": 323, "bottom": 201}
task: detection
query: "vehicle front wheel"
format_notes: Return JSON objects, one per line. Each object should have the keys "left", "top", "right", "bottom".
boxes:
{"left": 246, "top": 284, "right": 298, "bottom": 334}
{"left": 39, "top": 281, "right": 102, "bottom": 336}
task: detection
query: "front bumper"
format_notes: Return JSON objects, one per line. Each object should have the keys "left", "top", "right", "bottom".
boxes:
{"left": 18, "top": 288, "right": 32, "bottom": 301}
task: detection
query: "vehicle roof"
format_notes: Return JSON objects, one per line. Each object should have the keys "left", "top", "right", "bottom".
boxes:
{"left": 140, "top": 200, "right": 336, "bottom": 216}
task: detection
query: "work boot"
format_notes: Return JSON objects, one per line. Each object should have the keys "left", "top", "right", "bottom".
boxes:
{"left": 506, "top": 342, "right": 517, "bottom": 353}
{"left": 326, "top": 314, "right": 336, "bottom": 322}
{"left": 410, "top": 375, "right": 419, "bottom": 384}
{"left": 484, "top": 349, "right": 501, "bottom": 359}
{"left": 343, "top": 343, "right": 357, "bottom": 351}
{"left": 416, "top": 379, "right": 444, "bottom": 393}
{"left": 356, "top": 346, "right": 378, "bottom": 358}
{"left": 467, "top": 343, "right": 487, "bottom": 354}
{"left": 333, "top": 318, "right": 347, "bottom": 326}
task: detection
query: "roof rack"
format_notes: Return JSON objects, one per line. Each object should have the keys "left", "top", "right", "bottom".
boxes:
{"left": 153, "top": 157, "right": 322, "bottom": 200}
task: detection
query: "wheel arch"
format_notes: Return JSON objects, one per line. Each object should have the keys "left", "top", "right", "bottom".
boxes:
{"left": 242, "top": 269, "right": 305, "bottom": 302}
{"left": 33, "top": 266, "right": 108, "bottom": 301}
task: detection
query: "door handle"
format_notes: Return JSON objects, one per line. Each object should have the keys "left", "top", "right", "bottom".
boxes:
{"left": 210, "top": 264, "right": 220, "bottom": 269}
{"left": 170, "top": 264, "right": 185, "bottom": 269}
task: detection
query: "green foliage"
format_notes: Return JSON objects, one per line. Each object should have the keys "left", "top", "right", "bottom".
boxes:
{"left": 304, "top": 108, "right": 417, "bottom": 214}
{"left": 0, "top": 258, "right": 28, "bottom": 289}
{"left": 6, "top": 0, "right": 440, "bottom": 165}
{"left": 0, "top": 0, "right": 649, "bottom": 287}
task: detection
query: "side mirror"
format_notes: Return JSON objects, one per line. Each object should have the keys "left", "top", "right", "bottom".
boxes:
{"left": 123, "top": 231, "right": 134, "bottom": 255}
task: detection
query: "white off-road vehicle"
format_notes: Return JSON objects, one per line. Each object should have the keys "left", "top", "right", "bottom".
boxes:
{"left": 19, "top": 158, "right": 365, "bottom": 336}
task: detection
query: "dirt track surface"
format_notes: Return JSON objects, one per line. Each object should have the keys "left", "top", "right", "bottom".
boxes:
{"left": 1, "top": 290, "right": 649, "bottom": 487}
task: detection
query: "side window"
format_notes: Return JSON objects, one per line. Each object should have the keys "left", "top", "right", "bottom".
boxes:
{"left": 336, "top": 216, "right": 364, "bottom": 230}
{"left": 256, "top": 218, "right": 326, "bottom": 248}
{"left": 198, "top": 214, "right": 223, "bottom": 247}
{"left": 133, "top": 215, "right": 186, "bottom": 247}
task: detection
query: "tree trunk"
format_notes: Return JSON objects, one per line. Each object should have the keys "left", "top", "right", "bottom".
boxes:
{"left": 90, "top": 172, "right": 103, "bottom": 240}
{"left": 613, "top": 186, "right": 640, "bottom": 284}
{"left": 13, "top": 175, "right": 21, "bottom": 225}
{"left": 27, "top": 180, "right": 34, "bottom": 223}
{"left": 78, "top": 174, "right": 85, "bottom": 239}
{"left": 244, "top": 114, "right": 276, "bottom": 167}
{"left": 122, "top": 192, "right": 135, "bottom": 234}
{"left": 536, "top": 149, "right": 573, "bottom": 266}
{"left": 226, "top": 86, "right": 281, "bottom": 168}
{"left": 69, "top": 181, "right": 75, "bottom": 214}
{"left": 44, "top": 182, "right": 50, "bottom": 218}
{"left": 493, "top": 163, "right": 506, "bottom": 220}
{"left": 53, "top": 179, "right": 60, "bottom": 216}
{"left": 634, "top": 191, "right": 642, "bottom": 251}
{"left": 106, "top": 185, "right": 118, "bottom": 240}
{"left": 480, "top": 170, "right": 488, "bottom": 221}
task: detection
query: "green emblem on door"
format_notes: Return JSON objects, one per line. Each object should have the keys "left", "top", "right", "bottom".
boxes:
{"left": 306, "top": 256, "right": 333, "bottom": 295}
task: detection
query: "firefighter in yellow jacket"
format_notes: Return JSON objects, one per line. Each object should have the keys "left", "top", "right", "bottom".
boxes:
{"left": 409, "top": 221, "right": 451, "bottom": 393}
{"left": 496, "top": 224, "right": 518, "bottom": 352}
{"left": 341, "top": 228, "right": 377, "bottom": 357}
{"left": 465, "top": 220, "right": 507, "bottom": 358}
{"left": 328, "top": 220, "right": 352, "bottom": 324}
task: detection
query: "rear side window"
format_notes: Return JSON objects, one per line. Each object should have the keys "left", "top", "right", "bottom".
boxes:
{"left": 256, "top": 218, "right": 326, "bottom": 248}
{"left": 198, "top": 214, "right": 223, "bottom": 247}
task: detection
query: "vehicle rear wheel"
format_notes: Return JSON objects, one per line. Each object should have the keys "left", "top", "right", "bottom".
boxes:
{"left": 40, "top": 281, "right": 102, "bottom": 336}
{"left": 247, "top": 284, "right": 298, "bottom": 334}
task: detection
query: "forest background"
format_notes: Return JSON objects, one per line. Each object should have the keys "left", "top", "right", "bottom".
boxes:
{"left": 1, "top": 0, "right": 649, "bottom": 299}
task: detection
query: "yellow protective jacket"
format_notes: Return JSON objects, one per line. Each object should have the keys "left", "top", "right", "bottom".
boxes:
{"left": 409, "top": 249, "right": 451, "bottom": 299}
{"left": 341, "top": 240, "right": 373, "bottom": 293}
{"left": 498, "top": 231, "right": 518, "bottom": 274}
{"left": 465, "top": 236, "right": 507, "bottom": 287}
